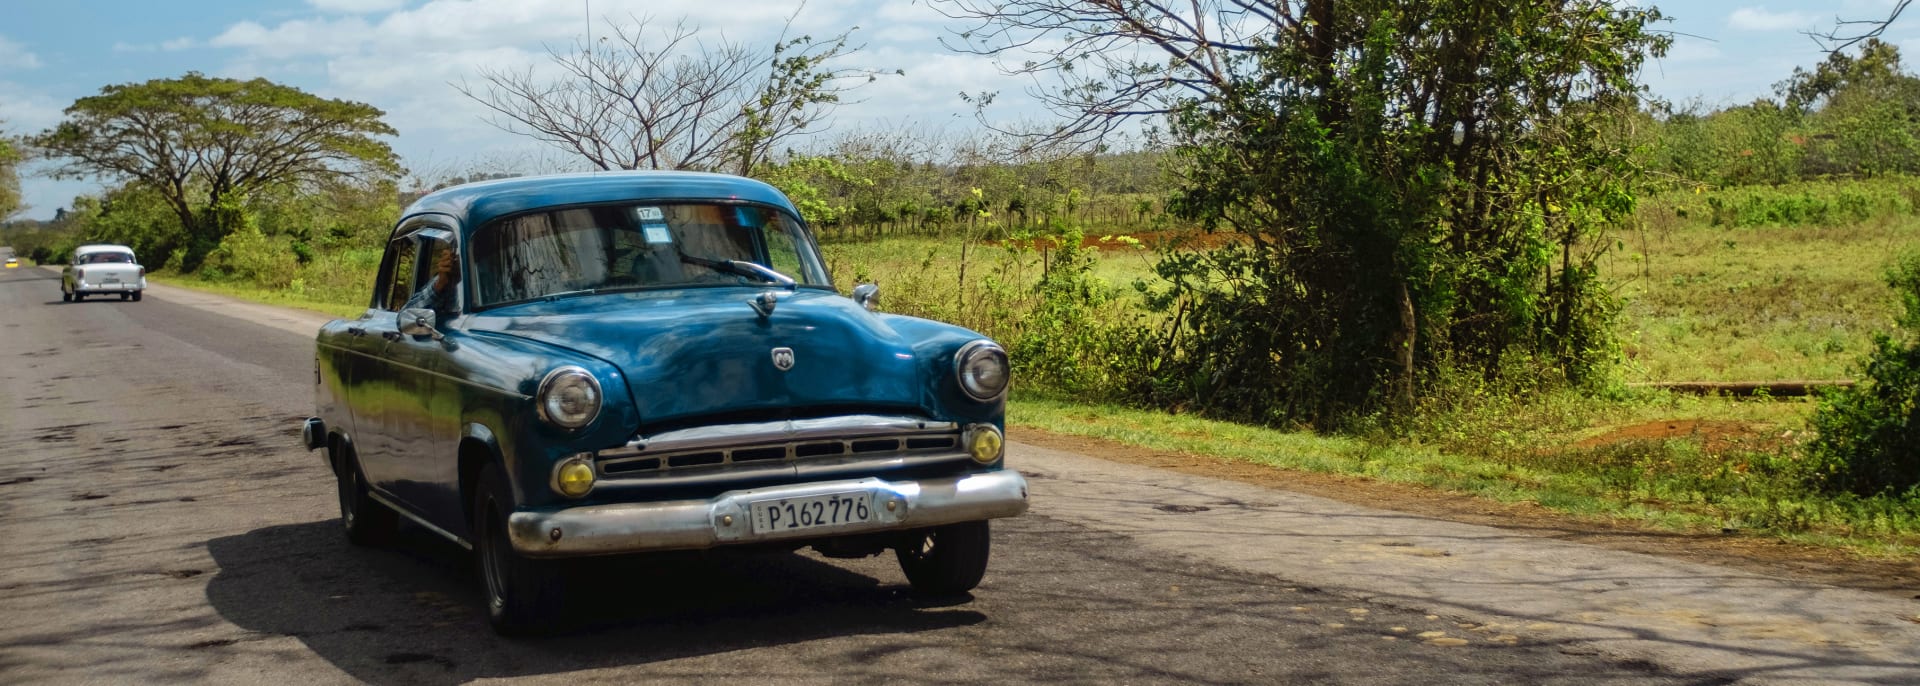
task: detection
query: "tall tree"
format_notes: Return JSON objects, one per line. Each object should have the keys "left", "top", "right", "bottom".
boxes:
{"left": 457, "top": 13, "right": 892, "bottom": 176}
{"left": 938, "top": 0, "right": 1668, "bottom": 425}
{"left": 0, "top": 122, "right": 22, "bottom": 220}
{"left": 32, "top": 73, "right": 400, "bottom": 270}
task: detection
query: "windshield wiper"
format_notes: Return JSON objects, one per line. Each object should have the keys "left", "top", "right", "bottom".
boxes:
{"left": 540, "top": 287, "right": 599, "bottom": 302}
{"left": 680, "top": 255, "right": 796, "bottom": 290}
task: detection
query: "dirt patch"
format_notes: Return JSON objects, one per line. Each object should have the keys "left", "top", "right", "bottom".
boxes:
{"left": 1011, "top": 425, "right": 1920, "bottom": 601}
{"left": 1573, "top": 419, "right": 1789, "bottom": 454}
{"left": 998, "top": 229, "right": 1245, "bottom": 252}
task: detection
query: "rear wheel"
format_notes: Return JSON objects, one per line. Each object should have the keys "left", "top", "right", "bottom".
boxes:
{"left": 131, "top": 291, "right": 142, "bottom": 302}
{"left": 474, "top": 463, "right": 562, "bottom": 635}
{"left": 61, "top": 291, "right": 71, "bottom": 303}
{"left": 335, "top": 446, "right": 397, "bottom": 546}
{"left": 895, "top": 520, "right": 991, "bottom": 596}
{"left": 72, "top": 292, "right": 83, "bottom": 302}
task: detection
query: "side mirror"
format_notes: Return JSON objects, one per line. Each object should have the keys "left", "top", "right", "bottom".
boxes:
{"left": 852, "top": 282, "right": 880, "bottom": 312}
{"left": 398, "top": 308, "right": 444, "bottom": 341}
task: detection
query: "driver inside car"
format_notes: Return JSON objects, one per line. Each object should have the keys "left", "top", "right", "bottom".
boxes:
{"left": 406, "top": 244, "right": 458, "bottom": 313}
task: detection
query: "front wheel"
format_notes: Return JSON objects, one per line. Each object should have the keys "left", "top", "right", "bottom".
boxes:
{"left": 895, "top": 520, "right": 991, "bottom": 596}
{"left": 474, "top": 463, "right": 563, "bottom": 635}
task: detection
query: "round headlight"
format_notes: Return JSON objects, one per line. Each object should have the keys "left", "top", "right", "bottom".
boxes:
{"left": 537, "top": 366, "right": 602, "bottom": 430}
{"left": 955, "top": 340, "right": 1009, "bottom": 401}
{"left": 553, "top": 454, "right": 596, "bottom": 498}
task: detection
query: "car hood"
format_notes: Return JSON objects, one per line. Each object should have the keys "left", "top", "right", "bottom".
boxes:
{"left": 466, "top": 288, "right": 927, "bottom": 428}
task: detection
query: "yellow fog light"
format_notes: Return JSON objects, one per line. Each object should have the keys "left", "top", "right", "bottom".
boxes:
{"left": 967, "top": 424, "right": 1004, "bottom": 464}
{"left": 553, "top": 455, "right": 596, "bottom": 498}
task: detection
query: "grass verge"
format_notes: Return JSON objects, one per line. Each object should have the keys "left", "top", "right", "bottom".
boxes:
{"left": 149, "top": 272, "right": 363, "bottom": 320}
{"left": 1009, "top": 391, "right": 1920, "bottom": 559}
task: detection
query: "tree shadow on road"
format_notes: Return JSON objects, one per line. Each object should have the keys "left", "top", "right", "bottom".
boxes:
{"left": 204, "top": 520, "right": 984, "bottom": 685}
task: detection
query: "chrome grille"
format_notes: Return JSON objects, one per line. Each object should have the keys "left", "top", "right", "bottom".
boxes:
{"left": 597, "top": 414, "right": 965, "bottom": 481}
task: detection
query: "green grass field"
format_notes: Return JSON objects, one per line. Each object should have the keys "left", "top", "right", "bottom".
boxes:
{"left": 1608, "top": 212, "right": 1920, "bottom": 382}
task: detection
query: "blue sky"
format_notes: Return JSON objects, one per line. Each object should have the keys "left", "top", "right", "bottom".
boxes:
{"left": 1, "top": 0, "right": 1913, "bottom": 220}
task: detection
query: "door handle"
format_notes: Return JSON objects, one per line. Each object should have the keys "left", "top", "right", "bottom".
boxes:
{"left": 382, "top": 331, "right": 403, "bottom": 341}
{"left": 346, "top": 326, "right": 367, "bottom": 337}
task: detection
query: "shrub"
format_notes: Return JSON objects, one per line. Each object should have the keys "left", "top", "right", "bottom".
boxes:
{"left": 201, "top": 225, "right": 299, "bottom": 288}
{"left": 1807, "top": 251, "right": 1920, "bottom": 496}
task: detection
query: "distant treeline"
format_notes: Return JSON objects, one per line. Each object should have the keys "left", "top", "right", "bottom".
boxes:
{"left": 1636, "top": 39, "right": 1920, "bottom": 188}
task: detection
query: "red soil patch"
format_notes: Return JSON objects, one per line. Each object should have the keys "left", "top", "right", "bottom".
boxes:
{"left": 1573, "top": 419, "right": 1788, "bottom": 454}
{"left": 999, "top": 229, "right": 1245, "bottom": 252}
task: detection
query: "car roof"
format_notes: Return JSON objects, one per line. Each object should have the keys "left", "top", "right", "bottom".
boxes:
{"left": 399, "top": 171, "right": 801, "bottom": 235}
{"left": 74, "top": 244, "right": 135, "bottom": 255}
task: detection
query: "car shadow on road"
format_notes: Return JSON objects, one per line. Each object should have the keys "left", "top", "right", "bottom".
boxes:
{"left": 205, "top": 520, "right": 984, "bottom": 684}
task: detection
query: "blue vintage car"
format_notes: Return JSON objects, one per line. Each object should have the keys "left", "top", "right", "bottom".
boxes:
{"left": 302, "top": 171, "right": 1027, "bottom": 634}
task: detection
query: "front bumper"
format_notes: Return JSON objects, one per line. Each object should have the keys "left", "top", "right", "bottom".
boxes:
{"left": 506, "top": 469, "right": 1029, "bottom": 558}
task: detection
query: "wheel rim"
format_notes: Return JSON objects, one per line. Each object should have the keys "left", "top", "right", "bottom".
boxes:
{"left": 904, "top": 530, "right": 937, "bottom": 563}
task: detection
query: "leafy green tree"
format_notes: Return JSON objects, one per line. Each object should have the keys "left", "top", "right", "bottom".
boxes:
{"left": 31, "top": 72, "right": 400, "bottom": 271}
{"left": 941, "top": 0, "right": 1667, "bottom": 425}
{"left": 0, "top": 123, "right": 22, "bottom": 220}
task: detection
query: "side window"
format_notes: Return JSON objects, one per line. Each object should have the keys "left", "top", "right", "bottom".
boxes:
{"left": 410, "top": 237, "right": 460, "bottom": 314}
{"left": 377, "top": 238, "right": 418, "bottom": 312}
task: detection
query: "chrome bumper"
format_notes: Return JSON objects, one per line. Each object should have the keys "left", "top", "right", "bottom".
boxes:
{"left": 72, "top": 279, "right": 146, "bottom": 293}
{"left": 505, "top": 470, "right": 1029, "bottom": 558}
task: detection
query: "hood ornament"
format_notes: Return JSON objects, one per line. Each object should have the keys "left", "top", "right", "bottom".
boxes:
{"left": 771, "top": 347, "right": 795, "bottom": 371}
{"left": 749, "top": 291, "right": 778, "bottom": 318}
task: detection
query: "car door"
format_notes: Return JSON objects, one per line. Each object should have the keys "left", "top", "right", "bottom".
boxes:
{"left": 379, "top": 229, "right": 467, "bottom": 527}
{"left": 344, "top": 230, "right": 419, "bottom": 503}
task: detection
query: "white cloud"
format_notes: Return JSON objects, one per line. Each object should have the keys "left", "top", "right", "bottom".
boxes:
{"left": 309, "top": 0, "right": 408, "bottom": 12}
{"left": 0, "top": 36, "right": 41, "bottom": 69}
{"left": 1728, "top": 7, "right": 1819, "bottom": 32}
{"left": 112, "top": 37, "right": 197, "bottom": 53}
{"left": 210, "top": 18, "right": 374, "bottom": 58}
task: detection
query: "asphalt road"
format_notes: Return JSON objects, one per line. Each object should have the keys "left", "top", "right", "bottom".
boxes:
{"left": 0, "top": 264, "right": 1914, "bottom": 685}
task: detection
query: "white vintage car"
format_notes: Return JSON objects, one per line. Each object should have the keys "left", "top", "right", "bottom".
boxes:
{"left": 63, "top": 244, "right": 147, "bottom": 302}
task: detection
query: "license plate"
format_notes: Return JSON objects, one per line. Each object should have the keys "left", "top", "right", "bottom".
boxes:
{"left": 102, "top": 278, "right": 119, "bottom": 284}
{"left": 751, "top": 491, "right": 873, "bottom": 534}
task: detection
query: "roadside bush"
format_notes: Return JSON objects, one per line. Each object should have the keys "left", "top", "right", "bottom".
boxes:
{"left": 1807, "top": 251, "right": 1920, "bottom": 497}
{"left": 201, "top": 225, "right": 298, "bottom": 288}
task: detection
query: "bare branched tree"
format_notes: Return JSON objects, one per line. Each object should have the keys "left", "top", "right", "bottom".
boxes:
{"left": 935, "top": 0, "right": 1282, "bottom": 151}
{"left": 1813, "top": 0, "right": 1912, "bottom": 53}
{"left": 456, "top": 12, "right": 893, "bottom": 175}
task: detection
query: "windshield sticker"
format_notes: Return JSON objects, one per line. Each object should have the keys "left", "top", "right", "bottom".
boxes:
{"left": 633, "top": 207, "right": 673, "bottom": 244}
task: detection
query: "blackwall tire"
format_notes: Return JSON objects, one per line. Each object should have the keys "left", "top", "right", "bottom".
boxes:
{"left": 474, "top": 463, "right": 563, "bottom": 635}
{"left": 336, "top": 447, "right": 397, "bottom": 546}
{"left": 895, "top": 520, "right": 991, "bottom": 596}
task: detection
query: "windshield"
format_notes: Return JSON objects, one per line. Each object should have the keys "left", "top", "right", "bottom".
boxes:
{"left": 469, "top": 202, "right": 829, "bottom": 308}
